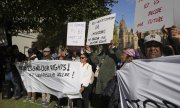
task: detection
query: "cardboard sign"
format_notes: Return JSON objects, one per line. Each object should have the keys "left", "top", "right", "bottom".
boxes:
{"left": 67, "top": 22, "right": 86, "bottom": 46}
{"left": 86, "top": 13, "right": 116, "bottom": 45}
{"left": 134, "top": 0, "right": 178, "bottom": 32}
{"left": 174, "top": 0, "right": 180, "bottom": 28}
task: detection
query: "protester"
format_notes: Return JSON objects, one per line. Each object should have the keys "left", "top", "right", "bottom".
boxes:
{"left": 95, "top": 43, "right": 118, "bottom": 94}
{"left": 102, "top": 48, "right": 140, "bottom": 108}
{"left": 58, "top": 48, "right": 65, "bottom": 60}
{"left": 163, "top": 45, "right": 175, "bottom": 56}
{"left": 3, "top": 46, "right": 22, "bottom": 100}
{"left": 23, "top": 48, "right": 38, "bottom": 103}
{"left": 57, "top": 48, "right": 74, "bottom": 108}
{"left": 94, "top": 43, "right": 118, "bottom": 108}
{"left": 41, "top": 47, "right": 52, "bottom": 107}
{"left": 120, "top": 48, "right": 140, "bottom": 65}
{"left": 12, "top": 45, "right": 27, "bottom": 97}
{"left": 0, "top": 46, "right": 6, "bottom": 92}
{"left": 143, "top": 34, "right": 163, "bottom": 59}
{"left": 58, "top": 48, "right": 71, "bottom": 60}
{"left": 162, "top": 25, "right": 180, "bottom": 55}
{"left": 50, "top": 47, "right": 58, "bottom": 60}
{"left": 117, "top": 33, "right": 179, "bottom": 107}
{"left": 71, "top": 50, "right": 80, "bottom": 61}
{"left": 12, "top": 45, "right": 27, "bottom": 63}
{"left": 83, "top": 45, "right": 99, "bottom": 105}
{"left": 34, "top": 48, "right": 43, "bottom": 60}
{"left": 77, "top": 53, "right": 93, "bottom": 108}
{"left": 84, "top": 46, "right": 98, "bottom": 74}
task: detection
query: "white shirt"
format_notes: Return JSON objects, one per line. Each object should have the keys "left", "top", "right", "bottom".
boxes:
{"left": 80, "top": 63, "right": 93, "bottom": 87}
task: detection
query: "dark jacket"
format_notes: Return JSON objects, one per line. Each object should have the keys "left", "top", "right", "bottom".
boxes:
{"left": 102, "top": 76, "right": 121, "bottom": 108}
{"left": 168, "top": 36, "right": 180, "bottom": 55}
{"left": 95, "top": 54, "right": 117, "bottom": 94}
{"left": 167, "top": 28, "right": 180, "bottom": 55}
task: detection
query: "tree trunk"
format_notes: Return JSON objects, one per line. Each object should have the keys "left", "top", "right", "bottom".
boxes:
{"left": 5, "top": 29, "right": 12, "bottom": 46}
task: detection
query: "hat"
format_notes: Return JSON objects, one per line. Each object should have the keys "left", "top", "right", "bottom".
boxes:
{"left": 43, "top": 47, "right": 51, "bottom": 52}
{"left": 124, "top": 49, "right": 140, "bottom": 58}
{"left": 144, "top": 34, "right": 162, "bottom": 44}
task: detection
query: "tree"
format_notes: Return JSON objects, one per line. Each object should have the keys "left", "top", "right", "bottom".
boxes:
{"left": 113, "top": 25, "right": 120, "bottom": 46}
{"left": 0, "top": 0, "right": 118, "bottom": 48}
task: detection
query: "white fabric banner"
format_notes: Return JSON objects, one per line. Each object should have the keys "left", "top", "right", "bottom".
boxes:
{"left": 134, "top": 0, "right": 175, "bottom": 32}
{"left": 117, "top": 56, "right": 180, "bottom": 108}
{"left": 67, "top": 22, "right": 86, "bottom": 46}
{"left": 16, "top": 60, "right": 82, "bottom": 98}
{"left": 86, "top": 13, "right": 116, "bottom": 45}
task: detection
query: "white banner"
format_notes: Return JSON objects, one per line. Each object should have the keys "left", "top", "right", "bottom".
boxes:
{"left": 67, "top": 22, "right": 86, "bottom": 46}
{"left": 17, "top": 60, "right": 82, "bottom": 98}
{"left": 86, "top": 13, "right": 116, "bottom": 45}
{"left": 117, "top": 56, "right": 180, "bottom": 108}
{"left": 134, "top": 0, "right": 178, "bottom": 32}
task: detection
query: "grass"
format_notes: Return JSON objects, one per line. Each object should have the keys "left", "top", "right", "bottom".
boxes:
{"left": 0, "top": 94, "right": 58, "bottom": 108}
{"left": 0, "top": 93, "right": 97, "bottom": 108}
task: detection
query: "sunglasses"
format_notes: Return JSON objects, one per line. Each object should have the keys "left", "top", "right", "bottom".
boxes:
{"left": 80, "top": 57, "right": 86, "bottom": 59}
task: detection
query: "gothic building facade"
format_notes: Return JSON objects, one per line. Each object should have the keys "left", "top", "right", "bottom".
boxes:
{"left": 118, "top": 17, "right": 138, "bottom": 50}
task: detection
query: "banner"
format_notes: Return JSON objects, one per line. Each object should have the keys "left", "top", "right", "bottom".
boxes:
{"left": 86, "top": 13, "right": 116, "bottom": 45}
{"left": 67, "top": 22, "right": 86, "bottom": 46}
{"left": 16, "top": 60, "right": 82, "bottom": 98}
{"left": 117, "top": 56, "right": 180, "bottom": 108}
{"left": 134, "top": 0, "right": 179, "bottom": 32}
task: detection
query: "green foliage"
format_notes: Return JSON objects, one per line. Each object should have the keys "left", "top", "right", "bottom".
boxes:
{"left": 0, "top": 0, "right": 118, "bottom": 48}
{"left": 143, "top": 31, "right": 150, "bottom": 37}
{"left": 113, "top": 25, "right": 120, "bottom": 46}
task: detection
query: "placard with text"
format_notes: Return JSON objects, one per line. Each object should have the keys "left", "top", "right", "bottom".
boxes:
{"left": 134, "top": 0, "right": 176, "bottom": 32}
{"left": 86, "top": 13, "right": 116, "bottom": 45}
{"left": 67, "top": 22, "right": 86, "bottom": 46}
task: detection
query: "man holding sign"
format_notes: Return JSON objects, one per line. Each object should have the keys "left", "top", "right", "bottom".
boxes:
{"left": 143, "top": 34, "right": 163, "bottom": 59}
{"left": 117, "top": 32, "right": 180, "bottom": 107}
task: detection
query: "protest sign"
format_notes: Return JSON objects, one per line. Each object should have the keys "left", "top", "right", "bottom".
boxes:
{"left": 134, "top": 0, "right": 180, "bottom": 32}
{"left": 16, "top": 60, "right": 82, "bottom": 98}
{"left": 86, "top": 13, "right": 116, "bottom": 45}
{"left": 174, "top": 0, "right": 180, "bottom": 28}
{"left": 67, "top": 22, "right": 86, "bottom": 46}
{"left": 117, "top": 55, "right": 180, "bottom": 108}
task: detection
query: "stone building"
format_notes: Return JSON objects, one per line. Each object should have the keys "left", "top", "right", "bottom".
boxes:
{"left": 118, "top": 17, "right": 139, "bottom": 50}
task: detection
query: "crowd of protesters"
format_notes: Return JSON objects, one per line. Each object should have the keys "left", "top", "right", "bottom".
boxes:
{"left": 0, "top": 25, "right": 180, "bottom": 108}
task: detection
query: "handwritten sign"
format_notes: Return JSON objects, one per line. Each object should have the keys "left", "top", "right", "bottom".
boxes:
{"left": 86, "top": 13, "right": 116, "bottom": 45}
{"left": 16, "top": 60, "right": 82, "bottom": 98}
{"left": 174, "top": 0, "right": 180, "bottom": 28}
{"left": 67, "top": 22, "right": 86, "bottom": 46}
{"left": 134, "top": 0, "right": 175, "bottom": 32}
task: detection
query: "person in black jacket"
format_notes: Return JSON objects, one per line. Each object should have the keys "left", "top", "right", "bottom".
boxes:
{"left": 3, "top": 46, "right": 24, "bottom": 100}
{"left": 102, "top": 76, "right": 120, "bottom": 108}
{"left": 102, "top": 49, "right": 140, "bottom": 108}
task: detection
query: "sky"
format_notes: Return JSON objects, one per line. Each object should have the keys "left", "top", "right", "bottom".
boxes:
{"left": 111, "top": 0, "right": 136, "bottom": 28}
